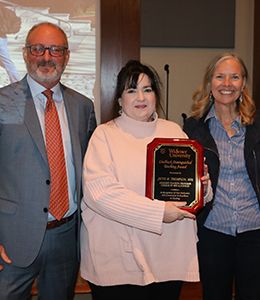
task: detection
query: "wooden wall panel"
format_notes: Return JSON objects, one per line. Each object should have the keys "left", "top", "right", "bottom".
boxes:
{"left": 253, "top": 0, "right": 260, "bottom": 108}
{"left": 100, "top": 0, "right": 140, "bottom": 123}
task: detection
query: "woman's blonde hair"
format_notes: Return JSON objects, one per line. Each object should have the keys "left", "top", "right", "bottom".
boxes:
{"left": 190, "top": 52, "right": 256, "bottom": 125}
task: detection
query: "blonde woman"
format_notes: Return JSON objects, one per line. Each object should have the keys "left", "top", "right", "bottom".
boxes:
{"left": 184, "top": 53, "right": 260, "bottom": 300}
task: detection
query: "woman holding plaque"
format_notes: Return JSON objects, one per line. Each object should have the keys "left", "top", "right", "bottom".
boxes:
{"left": 183, "top": 53, "right": 260, "bottom": 300}
{"left": 80, "top": 60, "right": 212, "bottom": 300}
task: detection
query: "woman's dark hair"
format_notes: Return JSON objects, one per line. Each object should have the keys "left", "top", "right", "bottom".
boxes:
{"left": 113, "top": 60, "right": 162, "bottom": 118}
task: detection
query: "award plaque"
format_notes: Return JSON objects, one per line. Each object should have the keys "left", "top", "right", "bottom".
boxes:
{"left": 146, "top": 138, "right": 204, "bottom": 214}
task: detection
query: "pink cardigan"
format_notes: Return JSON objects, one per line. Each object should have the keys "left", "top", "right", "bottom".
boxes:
{"left": 80, "top": 113, "right": 200, "bottom": 286}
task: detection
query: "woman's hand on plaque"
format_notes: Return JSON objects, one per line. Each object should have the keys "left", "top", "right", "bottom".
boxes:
{"left": 163, "top": 201, "right": 196, "bottom": 223}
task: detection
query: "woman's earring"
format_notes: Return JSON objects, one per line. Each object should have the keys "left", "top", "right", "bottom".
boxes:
{"left": 118, "top": 99, "right": 122, "bottom": 115}
{"left": 209, "top": 92, "right": 214, "bottom": 103}
{"left": 239, "top": 94, "right": 243, "bottom": 103}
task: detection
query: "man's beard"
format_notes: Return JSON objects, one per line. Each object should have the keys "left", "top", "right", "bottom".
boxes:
{"left": 26, "top": 60, "right": 65, "bottom": 83}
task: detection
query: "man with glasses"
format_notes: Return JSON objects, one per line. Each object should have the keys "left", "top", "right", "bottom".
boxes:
{"left": 0, "top": 22, "right": 96, "bottom": 300}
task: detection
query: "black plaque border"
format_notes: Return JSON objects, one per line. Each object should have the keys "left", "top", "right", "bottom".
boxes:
{"left": 146, "top": 138, "right": 204, "bottom": 214}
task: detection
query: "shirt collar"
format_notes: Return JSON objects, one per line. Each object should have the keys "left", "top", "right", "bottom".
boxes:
{"left": 26, "top": 74, "right": 63, "bottom": 102}
{"left": 204, "top": 105, "right": 215, "bottom": 123}
{"left": 205, "top": 105, "right": 242, "bottom": 128}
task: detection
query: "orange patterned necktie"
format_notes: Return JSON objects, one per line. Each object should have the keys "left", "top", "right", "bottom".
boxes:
{"left": 43, "top": 89, "right": 69, "bottom": 220}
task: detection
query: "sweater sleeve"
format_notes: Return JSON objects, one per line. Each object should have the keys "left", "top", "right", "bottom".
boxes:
{"left": 82, "top": 125, "right": 165, "bottom": 235}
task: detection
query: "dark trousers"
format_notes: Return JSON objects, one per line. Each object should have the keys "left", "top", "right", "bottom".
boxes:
{"left": 198, "top": 226, "right": 260, "bottom": 300}
{"left": 89, "top": 280, "right": 183, "bottom": 300}
{"left": 0, "top": 216, "right": 79, "bottom": 300}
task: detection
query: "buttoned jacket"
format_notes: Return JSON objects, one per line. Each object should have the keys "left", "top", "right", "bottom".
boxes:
{"left": 0, "top": 77, "right": 96, "bottom": 267}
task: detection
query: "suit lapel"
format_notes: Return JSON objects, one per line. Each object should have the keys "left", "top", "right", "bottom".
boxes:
{"left": 13, "top": 78, "right": 48, "bottom": 165}
{"left": 62, "top": 86, "right": 82, "bottom": 199}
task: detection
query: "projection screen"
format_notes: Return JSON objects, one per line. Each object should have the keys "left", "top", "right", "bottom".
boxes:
{"left": 0, "top": 0, "right": 96, "bottom": 101}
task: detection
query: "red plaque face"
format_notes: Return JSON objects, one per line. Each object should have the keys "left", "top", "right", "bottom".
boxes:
{"left": 146, "top": 138, "right": 204, "bottom": 214}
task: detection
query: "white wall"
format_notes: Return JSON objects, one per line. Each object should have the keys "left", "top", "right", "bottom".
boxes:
{"left": 141, "top": 0, "right": 254, "bottom": 125}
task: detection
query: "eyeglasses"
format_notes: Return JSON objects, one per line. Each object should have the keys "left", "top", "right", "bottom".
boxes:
{"left": 25, "top": 44, "right": 68, "bottom": 57}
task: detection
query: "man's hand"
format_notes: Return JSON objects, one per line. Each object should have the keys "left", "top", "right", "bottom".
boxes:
{"left": 0, "top": 245, "right": 12, "bottom": 271}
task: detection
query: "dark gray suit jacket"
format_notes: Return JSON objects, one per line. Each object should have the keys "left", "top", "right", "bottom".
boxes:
{"left": 0, "top": 77, "right": 97, "bottom": 267}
